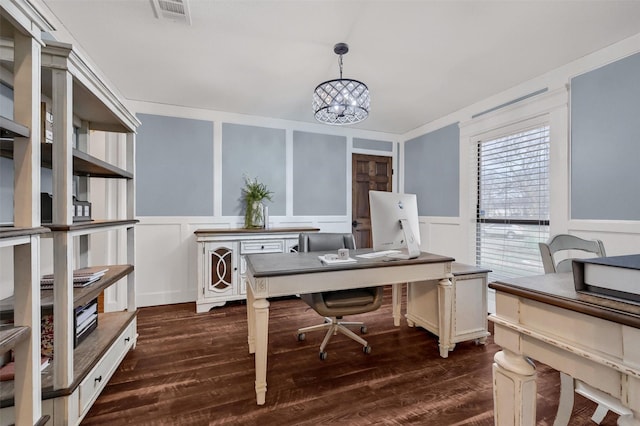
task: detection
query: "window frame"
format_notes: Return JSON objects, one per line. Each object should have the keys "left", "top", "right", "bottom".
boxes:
{"left": 471, "top": 116, "right": 551, "bottom": 281}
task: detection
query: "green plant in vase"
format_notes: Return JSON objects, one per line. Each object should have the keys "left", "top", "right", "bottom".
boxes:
{"left": 242, "top": 176, "right": 273, "bottom": 228}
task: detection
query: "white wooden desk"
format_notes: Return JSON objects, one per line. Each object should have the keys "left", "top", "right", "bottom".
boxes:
{"left": 489, "top": 273, "right": 640, "bottom": 425}
{"left": 245, "top": 250, "right": 454, "bottom": 405}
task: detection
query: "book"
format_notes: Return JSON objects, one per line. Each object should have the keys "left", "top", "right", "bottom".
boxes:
{"left": 318, "top": 255, "right": 357, "bottom": 265}
{"left": 41, "top": 266, "right": 108, "bottom": 288}
{"left": 41, "top": 266, "right": 108, "bottom": 280}
{"left": 74, "top": 298, "right": 99, "bottom": 346}
{"left": 75, "top": 302, "right": 98, "bottom": 327}
{"left": 572, "top": 254, "right": 640, "bottom": 303}
{"left": 40, "top": 274, "right": 103, "bottom": 289}
{"left": 0, "top": 356, "right": 50, "bottom": 381}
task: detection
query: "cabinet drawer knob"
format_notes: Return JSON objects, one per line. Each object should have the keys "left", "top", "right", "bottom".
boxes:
{"left": 125, "top": 337, "right": 130, "bottom": 343}
{"left": 261, "top": 245, "right": 265, "bottom": 249}
{"left": 95, "top": 375, "right": 102, "bottom": 384}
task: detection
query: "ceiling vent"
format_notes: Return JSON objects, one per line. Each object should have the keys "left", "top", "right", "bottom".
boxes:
{"left": 151, "top": 0, "right": 192, "bottom": 24}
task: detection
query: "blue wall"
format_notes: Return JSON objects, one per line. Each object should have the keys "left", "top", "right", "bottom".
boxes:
{"left": 136, "top": 113, "right": 214, "bottom": 216}
{"left": 221, "top": 123, "right": 286, "bottom": 216}
{"left": 404, "top": 123, "right": 460, "bottom": 216}
{"left": 353, "top": 137, "right": 393, "bottom": 152}
{"left": 571, "top": 52, "right": 640, "bottom": 220}
{"left": 135, "top": 117, "right": 351, "bottom": 217}
{"left": 292, "top": 131, "right": 347, "bottom": 215}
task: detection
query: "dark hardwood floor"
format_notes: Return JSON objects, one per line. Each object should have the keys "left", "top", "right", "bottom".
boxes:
{"left": 82, "top": 289, "right": 618, "bottom": 425}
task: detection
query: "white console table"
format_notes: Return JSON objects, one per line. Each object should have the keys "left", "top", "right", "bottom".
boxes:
{"left": 194, "top": 227, "right": 318, "bottom": 312}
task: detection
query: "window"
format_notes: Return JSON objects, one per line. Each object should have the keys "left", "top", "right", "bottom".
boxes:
{"left": 475, "top": 124, "right": 550, "bottom": 282}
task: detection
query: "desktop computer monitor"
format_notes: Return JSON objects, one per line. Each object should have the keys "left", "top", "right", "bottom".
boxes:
{"left": 369, "top": 190, "right": 421, "bottom": 259}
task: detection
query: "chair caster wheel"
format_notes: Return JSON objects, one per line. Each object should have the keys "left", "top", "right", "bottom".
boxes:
{"left": 297, "top": 333, "right": 306, "bottom": 341}
{"left": 363, "top": 345, "right": 372, "bottom": 354}
{"left": 360, "top": 326, "right": 367, "bottom": 334}
{"left": 319, "top": 351, "right": 328, "bottom": 360}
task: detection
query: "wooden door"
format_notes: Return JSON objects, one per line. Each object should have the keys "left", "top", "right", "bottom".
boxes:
{"left": 352, "top": 154, "right": 393, "bottom": 248}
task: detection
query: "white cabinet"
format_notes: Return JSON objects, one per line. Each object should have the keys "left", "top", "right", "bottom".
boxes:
{"left": 195, "top": 228, "right": 318, "bottom": 313}
{"left": 202, "top": 241, "right": 239, "bottom": 304}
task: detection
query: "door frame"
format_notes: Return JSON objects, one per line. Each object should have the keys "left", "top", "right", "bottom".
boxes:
{"left": 351, "top": 151, "right": 396, "bottom": 248}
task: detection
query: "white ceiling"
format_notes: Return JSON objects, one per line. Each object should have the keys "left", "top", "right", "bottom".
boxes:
{"left": 41, "top": 0, "right": 640, "bottom": 135}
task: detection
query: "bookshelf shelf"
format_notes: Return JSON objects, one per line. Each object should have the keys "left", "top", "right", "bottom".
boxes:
{"left": 0, "top": 227, "right": 49, "bottom": 246}
{"left": 41, "top": 311, "right": 136, "bottom": 400}
{"left": 0, "top": 116, "right": 30, "bottom": 139}
{"left": 0, "top": 265, "right": 134, "bottom": 313}
{"left": 0, "top": 141, "right": 133, "bottom": 179}
{"left": 45, "top": 219, "right": 138, "bottom": 234}
{"left": 0, "top": 326, "right": 30, "bottom": 355}
{"left": 0, "top": 311, "right": 136, "bottom": 408}
{"left": 44, "top": 144, "right": 133, "bottom": 179}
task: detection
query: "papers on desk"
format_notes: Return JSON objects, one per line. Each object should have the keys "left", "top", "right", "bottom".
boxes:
{"left": 356, "top": 250, "right": 401, "bottom": 259}
{"left": 318, "top": 255, "right": 357, "bottom": 265}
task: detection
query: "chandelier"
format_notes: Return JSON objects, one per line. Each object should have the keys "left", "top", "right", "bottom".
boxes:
{"left": 313, "top": 43, "right": 370, "bottom": 125}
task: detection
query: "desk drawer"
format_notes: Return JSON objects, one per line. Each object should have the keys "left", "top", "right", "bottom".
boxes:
{"left": 78, "top": 319, "right": 136, "bottom": 415}
{"left": 241, "top": 240, "right": 284, "bottom": 254}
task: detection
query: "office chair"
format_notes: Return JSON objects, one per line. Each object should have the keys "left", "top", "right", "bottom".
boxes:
{"left": 539, "top": 234, "right": 632, "bottom": 425}
{"left": 296, "top": 232, "right": 384, "bottom": 360}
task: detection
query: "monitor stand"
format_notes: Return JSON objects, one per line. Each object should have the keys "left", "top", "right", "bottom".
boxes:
{"left": 386, "top": 219, "right": 421, "bottom": 259}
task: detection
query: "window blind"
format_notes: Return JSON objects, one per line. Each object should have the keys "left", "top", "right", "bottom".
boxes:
{"left": 475, "top": 125, "right": 550, "bottom": 282}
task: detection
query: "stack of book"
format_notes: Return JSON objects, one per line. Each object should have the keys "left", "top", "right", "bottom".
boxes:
{"left": 41, "top": 266, "right": 108, "bottom": 289}
{"left": 75, "top": 298, "right": 98, "bottom": 346}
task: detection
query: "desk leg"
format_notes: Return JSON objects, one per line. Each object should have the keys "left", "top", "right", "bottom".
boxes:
{"left": 247, "top": 283, "right": 256, "bottom": 354}
{"left": 253, "top": 297, "right": 270, "bottom": 405}
{"left": 392, "top": 283, "right": 403, "bottom": 327}
{"left": 437, "top": 276, "right": 453, "bottom": 358}
{"left": 493, "top": 350, "right": 537, "bottom": 426}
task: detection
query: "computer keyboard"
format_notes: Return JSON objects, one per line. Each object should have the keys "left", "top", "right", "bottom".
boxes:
{"left": 356, "top": 250, "right": 402, "bottom": 259}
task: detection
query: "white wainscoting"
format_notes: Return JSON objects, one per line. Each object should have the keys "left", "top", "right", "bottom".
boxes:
{"left": 136, "top": 222, "right": 191, "bottom": 307}
{"left": 135, "top": 216, "right": 351, "bottom": 307}
{"left": 134, "top": 215, "right": 640, "bottom": 311}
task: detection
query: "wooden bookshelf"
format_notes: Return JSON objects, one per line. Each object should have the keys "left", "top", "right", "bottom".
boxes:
{"left": 0, "top": 5, "right": 139, "bottom": 423}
